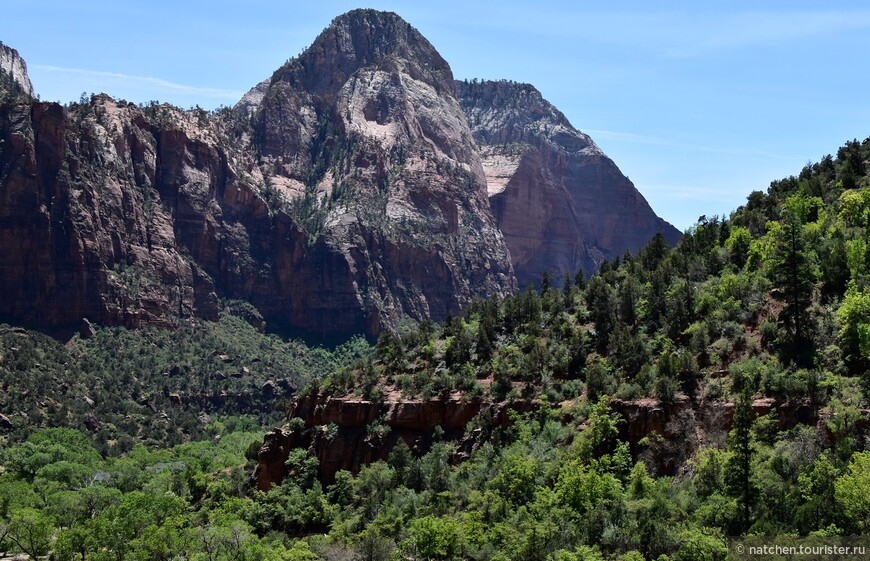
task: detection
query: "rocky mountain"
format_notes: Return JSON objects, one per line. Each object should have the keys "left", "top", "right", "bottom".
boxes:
{"left": 0, "top": 10, "right": 515, "bottom": 341}
{"left": 457, "top": 80, "right": 681, "bottom": 286}
{"left": 0, "top": 9, "right": 678, "bottom": 342}
{"left": 243, "top": 9, "right": 516, "bottom": 334}
{"left": 0, "top": 42, "right": 34, "bottom": 100}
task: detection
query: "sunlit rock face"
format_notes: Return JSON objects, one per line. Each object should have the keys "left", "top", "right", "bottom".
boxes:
{"left": 0, "top": 11, "right": 515, "bottom": 341}
{"left": 457, "top": 79, "right": 681, "bottom": 286}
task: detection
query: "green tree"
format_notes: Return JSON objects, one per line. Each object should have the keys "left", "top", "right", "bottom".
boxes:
{"left": 445, "top": 325, "right": 473, "bottom": 367}
{"left": 725, "top": 226, "right": 752, "bottom": 270}
{"left": 490, "top": 451, "right": 537, "bottom": 506}
{"left": 837, "top": 287, "right": 870, "bottom": 372}
{"left": 617, "top": 276, "right": 642, "bottom": 328}
{"left": 673, "top": 528, "right": 727, "bottom": 561}
{"left": 640, "top": 232, "right": 670, "bottom": 272}
{"left": 586, "top": 277, "right": 616, "bottom": 353}
{"left": 405, "top": 516, "right": 464, "bottom": 560}
{"left": 7, "top": 508, "right": 55, "bottom": 559}
{"left": 795, "top": 453, "right": 839, "bottom": 533}
{"left": 725, "top": 385, "right": 757, "bottom": 534}
{"left": 835, "top": 451, "right": 870, "bottom": 533}
{"left": 769, "top": 199, "right": 816, "bottom": 366}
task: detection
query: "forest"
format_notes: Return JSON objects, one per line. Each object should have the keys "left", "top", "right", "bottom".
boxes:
{"left": 2, "top": 138, "right": 870, "bottom": 559}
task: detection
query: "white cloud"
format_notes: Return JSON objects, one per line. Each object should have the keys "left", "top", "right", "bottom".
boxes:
{"left": 33, "top": 65, "right": 244, "bottom": 101}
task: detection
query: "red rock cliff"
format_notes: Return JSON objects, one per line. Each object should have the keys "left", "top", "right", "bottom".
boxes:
{"left": 253, "top": 393, "right": 532, "bottom": 489}
{"left": 457, "top": 80, "right": 682, "bottom": 286}
{"left": 0, "top": 11, "right": 516, "bottom": 340}
{"left": 254, "top": 393, "right": 825, "bottom": 489}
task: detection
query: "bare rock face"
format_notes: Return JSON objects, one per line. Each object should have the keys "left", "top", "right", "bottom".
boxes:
{"left": 456, "top": 80, "right": 681, "bottom": 285}
{"left": 0, "top": 42, "right": 34, "bottom": 100}
{"left": 0, "top": 93, "right": 395, "bottom": 338}
{"left": 252, "top": 393, "right": 826, "bottom": 489}
{"left": 0, "top": 97, "right": 224, "bottom": 331}
{"left": 0, "top": 12, "right": 515, "bottom": 340}
{"left": 235, "top": 78, "right": 269, "bottom": 117}
{"left": 248, "top": 9, "right": 516, "bottom": 331}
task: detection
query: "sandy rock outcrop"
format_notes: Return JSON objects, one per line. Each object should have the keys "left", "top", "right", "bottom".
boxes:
{"left": 253, "top": 393, "right": 532, "bottom": 489}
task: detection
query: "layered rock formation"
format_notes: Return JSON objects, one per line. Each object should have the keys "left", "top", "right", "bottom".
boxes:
{"left": 0, "top": 10, "right": 515, "bottom": 340}
{"left": 457, "top": 80, "right": 681, "bottom": 286}
{"left": 1, "top": 97, "right": 225, "bottom": 332}
{"left": 253, "top": 392, "right": 533, "bottom": 489}
{"left": 0, "top": 42, "right": 34, "bottom": 100}
{"left": 0, "top": 9, "right": 681, "bottom": 341}
{"left": 244, "top": 9, "right": 516, "bottom": 333}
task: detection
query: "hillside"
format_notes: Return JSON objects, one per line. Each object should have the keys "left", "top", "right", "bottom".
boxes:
{"left": 1, "top": 129, "right": 869, "bottom": 560}
{"left": 249, "top": 136, "right": 870, "bottom": 557}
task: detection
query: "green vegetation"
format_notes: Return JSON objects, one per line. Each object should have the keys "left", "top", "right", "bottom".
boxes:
{"left": 2, "top": 138, "right": 870, "bottom": 559}
{"left": 0, "top": 312, "right": 369, "bottom": 452}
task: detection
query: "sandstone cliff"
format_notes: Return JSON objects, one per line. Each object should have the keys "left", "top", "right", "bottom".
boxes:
{"left": 0, "top": 11, "right": 515, "bottom": 340}
{"left": 253, "top": 392, "right": 533, "bottom": 488}
{"left": 1, "top": 97, "right": 234, "bottom": 332}
{"left": 456, "top": 80, "right": 682, "bottom": 286}
{"left": 244, "top": 9, "right": 516, "bottom": 333}
{"left": 0, "top": 42, "right": 34, "bottom": 100}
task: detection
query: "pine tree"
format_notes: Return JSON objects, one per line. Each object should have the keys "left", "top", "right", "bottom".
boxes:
{"left": 770, "top": 200, "right": 816, "bottom": 366}
{"left": 586, "top": 276, "right": 616, "bottom": 353}
{"left": 540, "top": 271, "right": 551, "bottom": 293}
{"left": 475, "top": 319, "right": 493, "bottom": 363}
{"left": 726, "top": 383, "right": 757, "bottom": 534}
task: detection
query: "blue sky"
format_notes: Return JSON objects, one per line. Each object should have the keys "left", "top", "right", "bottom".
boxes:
{"left": 4, "top": 1, "right": 870, "bottom": 231}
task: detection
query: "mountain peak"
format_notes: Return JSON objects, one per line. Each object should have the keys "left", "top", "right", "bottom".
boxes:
{"left": 270, "top": 9, "right": 454, "bottom": 104}
{"left": 456, "top": 79, "right": 681, "bottom": 283}
{"left": 456, "top": 79, "right": 599, "bottom": 155}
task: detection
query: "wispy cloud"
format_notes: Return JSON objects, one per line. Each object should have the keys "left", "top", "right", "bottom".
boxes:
{"left": 33, "top": 65, "right": 244, "bottom": 100}
{"left": 585, "top": 128, "right": 790, "bottom": 160}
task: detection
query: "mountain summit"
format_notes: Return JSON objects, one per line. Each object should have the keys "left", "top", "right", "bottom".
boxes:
{"left": 248, "top": 9, "right": 516, "bottom": 334}
{"left": 0, "top": 10, "right": 677, "bottom": 341}
{"left": 271, "top": 9, "right": 456, "bottom": 104}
